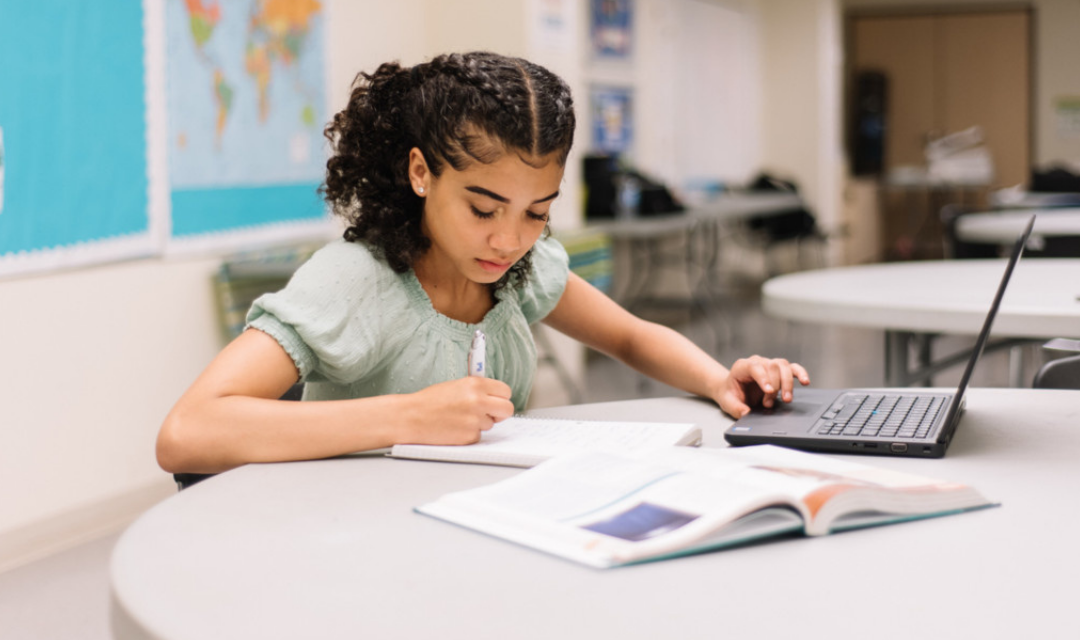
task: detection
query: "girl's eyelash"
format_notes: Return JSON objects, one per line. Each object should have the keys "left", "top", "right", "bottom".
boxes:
{"left": 471, "top": 205, "right": 548, "bottom": 223}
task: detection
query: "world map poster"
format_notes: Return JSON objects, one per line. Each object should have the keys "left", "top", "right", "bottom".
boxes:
{"left": 165, "top": 0, "right": 330, "bottom": 245}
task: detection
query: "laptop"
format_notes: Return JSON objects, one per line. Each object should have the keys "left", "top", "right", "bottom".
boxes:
{"left": 724, "top": 215, "right": 1035, "bottom": 458}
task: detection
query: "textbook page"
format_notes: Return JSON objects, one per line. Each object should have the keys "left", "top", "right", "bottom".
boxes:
{"left": 416, "top": 446, "right": 992, "bottom": 567}
{"left": 416, "top": 448, "right": 802, "bottom": 568}
{"left": 707, "top": 446, "right": 990, "bottom": 535}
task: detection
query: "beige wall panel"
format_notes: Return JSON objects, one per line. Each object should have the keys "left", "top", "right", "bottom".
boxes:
{"left": 852, "top": 16, "right": 937, "bottom": 170}
{"left": 938, "top": 12, "right": 1030, "bottom": 187}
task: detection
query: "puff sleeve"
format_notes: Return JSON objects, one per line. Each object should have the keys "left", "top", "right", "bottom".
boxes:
{"left": 515, "top": 235, "right": 570, "bottom": 324}
{"left": 245, "top": 240, "right": 413, "bottom": 384}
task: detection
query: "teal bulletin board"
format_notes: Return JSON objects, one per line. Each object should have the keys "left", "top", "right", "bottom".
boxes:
{"left": 0, "top": 0, "right": 152, "bottom": 274}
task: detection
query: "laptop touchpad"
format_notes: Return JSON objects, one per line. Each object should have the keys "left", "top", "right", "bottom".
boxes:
{"left": 742, "top": 399, "right": 823, "bottom": 422}
{"left": 730, "top": 401, "right": 822, "bottom": 436}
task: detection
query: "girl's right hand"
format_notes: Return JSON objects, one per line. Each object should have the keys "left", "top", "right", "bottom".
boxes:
{"left": 405, "top": 377, "right": 515, "bottom": 445}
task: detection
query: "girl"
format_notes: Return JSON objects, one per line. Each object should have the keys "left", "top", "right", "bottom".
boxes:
{"left": 157, "top": 51, "right": 809, "bottom": 474}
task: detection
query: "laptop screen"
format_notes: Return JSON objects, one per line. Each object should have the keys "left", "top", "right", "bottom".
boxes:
{"left": 937, "top": 215, "right": 1035, "bottom": 440}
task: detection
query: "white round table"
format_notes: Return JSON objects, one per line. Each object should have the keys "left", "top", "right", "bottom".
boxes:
{"left": 762, "top": 258, "right": 1080, "bottom": 385}
{"left": 109, "top": 391, "right": 1080, "bottom": 640}
{"left": 954, "top": 207, "right": 1080, "bottom": 246}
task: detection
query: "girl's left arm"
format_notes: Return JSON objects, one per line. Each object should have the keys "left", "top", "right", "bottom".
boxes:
{"left": 542, "top": 273, "right": 810, "bottom": 418}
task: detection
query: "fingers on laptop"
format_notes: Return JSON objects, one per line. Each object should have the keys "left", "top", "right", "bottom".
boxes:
{"left": 742, "top": 356, "right": 809, "bottom": 407}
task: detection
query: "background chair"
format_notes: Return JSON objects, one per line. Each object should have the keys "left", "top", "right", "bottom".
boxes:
{"left": 740, "top": 173, "right": 829, "bottom": 275}
{"left": 534, "top": 228, "right": 614, "bottom": 405}
{"left": 940, "top": 204, "right": 1000, "bottom": 259}
{"left": 174, "top": 243, "right": 320, "bottom": 491}
{"left": 1033, "top": 354, "right": 1080, "bottom": 389}
{"left": 1033, "top": 338, "right": 1080, "bottom": 389}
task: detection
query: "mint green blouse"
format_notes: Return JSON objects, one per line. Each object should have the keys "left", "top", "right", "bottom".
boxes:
{"left": 246, "top": 236, "right": 570, "bottom": 412}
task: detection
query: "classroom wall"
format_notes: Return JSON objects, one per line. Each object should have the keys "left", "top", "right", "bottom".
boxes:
{"left": 1032, "top": 0, "right": 1080, "bottom": 168}
{"left": 758, "top": 0, "right": 844, "bottom": 247}
{"left": 634, "top": 0, "right": 766, "bottom": 190}
{"left": 0, "top": 0, "right": 843, "bottom": 570}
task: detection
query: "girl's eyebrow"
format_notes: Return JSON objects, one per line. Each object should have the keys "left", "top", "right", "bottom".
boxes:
{"left": 466, "top": 185, "right": 560, "bottom": 204}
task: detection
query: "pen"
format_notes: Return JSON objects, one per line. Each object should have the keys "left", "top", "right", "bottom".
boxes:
{"left": 468, "top": 329, "right": 486, "bottom": 378}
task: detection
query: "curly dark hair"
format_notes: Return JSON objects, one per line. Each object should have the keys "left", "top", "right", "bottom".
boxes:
{"left": 321, "top": 51, "right": 577, "bottom": 290}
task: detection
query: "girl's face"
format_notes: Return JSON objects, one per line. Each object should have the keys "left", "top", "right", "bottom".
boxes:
{"left": 410, "top": 146, "right": 565, "bottom": 286}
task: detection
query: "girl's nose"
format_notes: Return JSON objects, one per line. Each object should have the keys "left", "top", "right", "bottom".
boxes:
{"left": 489, "top": 222, "right": 521, "bottom": 254}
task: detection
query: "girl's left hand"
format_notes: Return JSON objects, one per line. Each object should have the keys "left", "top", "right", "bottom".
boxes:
{"left": 715, "top": 355, "right": 811, "bottom": 419}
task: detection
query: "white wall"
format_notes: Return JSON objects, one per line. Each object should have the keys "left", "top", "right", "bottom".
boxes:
{"left": 1033, "top": 0, "right": 1080, "bottom": 168}
{"left": 630, "top": 0, "right": 765, "bottom": 191}
{"left": 757, "top": 0, "right": 843, "bottom": 242}
{"left": 674, "top": 0, "right": 765, "bottom": 187}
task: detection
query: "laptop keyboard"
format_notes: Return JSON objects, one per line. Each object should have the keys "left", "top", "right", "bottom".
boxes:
{"left": 813, "top": 393, "right": 947, "bottom": 439}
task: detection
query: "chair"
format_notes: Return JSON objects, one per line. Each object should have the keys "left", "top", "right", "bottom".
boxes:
{"left": 174, "top": 243, "right": 320, "bottom": 491}
{"left": 534, "top": 228, "right": 614, "bottom": 404}
{"left": 740, "top": 174, "right": 828, "bottom": 275}
{"left": 1033, "top": 353, "right": 1080, "bottom": 390}
{"left": 940, "top": 204, "right": 1000, "bottom": 259}
{"left": 744, "top": 208, "right": 829, "bottom": 275}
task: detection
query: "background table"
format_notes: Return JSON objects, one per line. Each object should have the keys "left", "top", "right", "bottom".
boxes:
{"left": 586, "top": 193, "right": 802, "bottom": 305}
{"left": 111, "top": 390, "right": 1080, "bottom": 640}
{"left": 955, "top": 207, "right": 1080, "bottom": 250}
{"left": 762, "top": 258, "right": 1080, "bottom": 386}
{"left": 587, "top": 191, "right": 804, "bottom": 349}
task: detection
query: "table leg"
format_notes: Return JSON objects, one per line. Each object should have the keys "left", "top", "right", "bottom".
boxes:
{"left": 916, "top": 333, "right": 934, "bottom": 387}
{"left": 1008, "top": 344, "right": 1025, "bottom": 387}
{"left": 885, "top": 331, "right": 939, "bottom": 387}
{"left": 884, "top": 330, "right": 910, "bottom": 387}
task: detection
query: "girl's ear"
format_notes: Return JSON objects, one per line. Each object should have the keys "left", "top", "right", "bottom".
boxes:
{"left": 408, "top": 148, "right": 430, "bottom": 196}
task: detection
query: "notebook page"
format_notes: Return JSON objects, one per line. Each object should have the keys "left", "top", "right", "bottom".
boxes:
{"left": 388, "top": 416, "right": 701, "bottom": 467}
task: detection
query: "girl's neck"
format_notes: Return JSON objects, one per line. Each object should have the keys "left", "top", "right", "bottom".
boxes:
{"left": 413, "top": 254, "right": 495, "bottom": 324}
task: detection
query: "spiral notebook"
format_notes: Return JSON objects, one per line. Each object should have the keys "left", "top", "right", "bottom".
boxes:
{"left": 387, "top": 416, "right": 702, "bottom": 468}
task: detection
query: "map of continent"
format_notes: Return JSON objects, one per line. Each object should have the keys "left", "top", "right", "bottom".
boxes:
{"left": 167, "top": 0, "right": 326, "bottom": 189}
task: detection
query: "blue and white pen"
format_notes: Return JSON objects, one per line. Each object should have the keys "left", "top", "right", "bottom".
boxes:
{"left": 468, "top": 329, "right": 486, "bottom": 378}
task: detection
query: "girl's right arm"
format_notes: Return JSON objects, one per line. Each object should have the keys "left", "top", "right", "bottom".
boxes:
{"left": 156, "top": 329, "right": 514, "bottom": 474}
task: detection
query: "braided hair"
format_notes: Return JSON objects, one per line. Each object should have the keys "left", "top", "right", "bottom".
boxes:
{"left": 321, "top": 51, "right": 576, "bottom": 290}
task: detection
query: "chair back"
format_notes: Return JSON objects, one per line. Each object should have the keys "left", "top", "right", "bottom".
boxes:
{"left": 174, "top": 243, "right": 320, "bottom": 490}
{"left": 1033, "top": 353, "right": 1080, "bottom": 390}
{"left": 557, "top": 228, "right": 614, "bottom": 294}
{"left": 213, "top": 242, "right": 323, "bottom": 343}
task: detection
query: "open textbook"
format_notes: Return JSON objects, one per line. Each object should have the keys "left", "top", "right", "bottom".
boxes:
{"left": 416, "top": 445, "right": 994, "bottom": 568}
{"left": 388, "top": 416, "right": 702, "bottom": 467}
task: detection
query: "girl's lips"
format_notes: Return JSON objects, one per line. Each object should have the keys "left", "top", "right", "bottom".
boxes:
{"left": 477, "top": 258, "right": 512, "bottom": 273}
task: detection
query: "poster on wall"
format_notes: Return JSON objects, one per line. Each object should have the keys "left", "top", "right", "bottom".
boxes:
{"left": 0, "top": 1, "right": 155, "bottom": 277}
{"left": 590, "top": 85, "right": 634, "bottom": 157}
{"left": 590, "top": 0, "right": 633, "bottom": 60}
{"left": 163, "top": 0, "right": 332, "bottom": 253}
{"left": 530, "top": 0, "right": 575, "bottom": 55}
